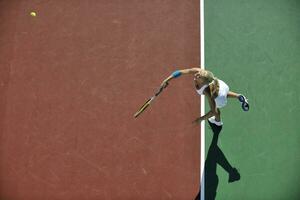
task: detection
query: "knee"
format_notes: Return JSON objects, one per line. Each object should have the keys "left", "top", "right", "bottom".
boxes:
{"left": 213, "top": 109, "right": 220, "bottom": 116}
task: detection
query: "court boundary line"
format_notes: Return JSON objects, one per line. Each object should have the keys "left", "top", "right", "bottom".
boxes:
{"left": 200, "top": 0, "right": 205, "bottom": 199}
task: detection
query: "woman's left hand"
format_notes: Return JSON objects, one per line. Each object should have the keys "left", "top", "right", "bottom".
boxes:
{"left": 193, "top": 117, "right": 202, "bottom": 124}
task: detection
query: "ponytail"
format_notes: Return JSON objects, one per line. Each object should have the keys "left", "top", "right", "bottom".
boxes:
{"left": 211, "top": 78, "right": 220, "bottom": 97}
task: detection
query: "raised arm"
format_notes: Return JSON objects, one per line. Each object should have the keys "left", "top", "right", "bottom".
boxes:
{"left": 161, "top": 67, "right": 204, "bottom": 87}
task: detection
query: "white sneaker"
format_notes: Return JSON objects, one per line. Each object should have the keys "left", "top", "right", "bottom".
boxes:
{"left": 208, "top": 116, "right": 223, "bottom": 126}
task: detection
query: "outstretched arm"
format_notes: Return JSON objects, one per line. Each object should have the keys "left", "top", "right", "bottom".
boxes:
{"left": 161, "top": 67, "right": 203, "bottom": 87}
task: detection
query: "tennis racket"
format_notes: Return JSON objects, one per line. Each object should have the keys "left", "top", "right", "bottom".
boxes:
{"left": 134, "top": 82, "right": 168, "bottom": 118}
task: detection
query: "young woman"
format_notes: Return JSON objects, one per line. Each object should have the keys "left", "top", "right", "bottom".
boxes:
{"left": 161, "top": 68, "right": 249, "bottom": 126}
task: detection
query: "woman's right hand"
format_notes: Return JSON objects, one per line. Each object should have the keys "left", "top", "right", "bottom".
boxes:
{"left": 161, "top": 80, "right": 169, "bottom": 88}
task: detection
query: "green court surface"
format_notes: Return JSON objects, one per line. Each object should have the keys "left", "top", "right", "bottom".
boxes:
{"left": 205, "top": 0, "right": 300, "bottom": 199}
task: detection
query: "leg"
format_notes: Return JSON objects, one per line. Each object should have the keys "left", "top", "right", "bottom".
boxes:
{"left": 227, "top": 91, "right": 240, "bottom": 99}
{"left": 215, "top": 108, "right": 221, "bottom": 122}
{"left": 208, "top": 109, "right": 223, "bottom": 126}
{"left": 228, "top": 91, "right": 250, "bottom": 111}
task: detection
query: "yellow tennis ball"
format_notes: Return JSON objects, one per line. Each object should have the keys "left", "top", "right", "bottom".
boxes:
{"left": 30, "top": 12, "right": 37, "bottom": 17}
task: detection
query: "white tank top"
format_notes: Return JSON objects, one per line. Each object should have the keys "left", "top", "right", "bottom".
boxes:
{"left": 196, "top": 79, "right": 229, "bottom": 108}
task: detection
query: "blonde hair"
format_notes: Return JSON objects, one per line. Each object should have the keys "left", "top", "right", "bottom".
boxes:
{"left": 197, "top": 70, "right": 219, "bottom": 98}
{"left": 210, "top": 78, "right": 219, "bottom": 98}
{"left": 196, "top": 70, "right": 215, "bottom": 83}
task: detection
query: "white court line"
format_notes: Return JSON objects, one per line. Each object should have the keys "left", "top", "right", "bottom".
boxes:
{"left": 200, "top": 0, "right": 205, "bottom": 199}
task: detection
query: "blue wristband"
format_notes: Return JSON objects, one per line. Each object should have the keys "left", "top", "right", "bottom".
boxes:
{"left": 172, "top": 70, "right": 182, "bottom": 78}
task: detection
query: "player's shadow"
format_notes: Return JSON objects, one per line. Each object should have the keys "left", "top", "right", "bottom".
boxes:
{"left": 194, "top": 121, "right": 241, "bottom": 200}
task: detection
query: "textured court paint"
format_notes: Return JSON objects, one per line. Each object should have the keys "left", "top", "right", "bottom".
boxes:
{"left": 205, "top": 0, "right": 300, "bottom": 199}
{"left": 0, "top": 1, "right": 200, "bottom": 199}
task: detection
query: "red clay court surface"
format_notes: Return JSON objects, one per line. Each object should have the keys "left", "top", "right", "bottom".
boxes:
{"left": 0, "top": 1, "right": 201, "bottom": 199}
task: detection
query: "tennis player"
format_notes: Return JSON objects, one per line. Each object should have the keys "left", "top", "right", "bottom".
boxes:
{"left": 161, "top": 68, "right": 249, "bottom": 126}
